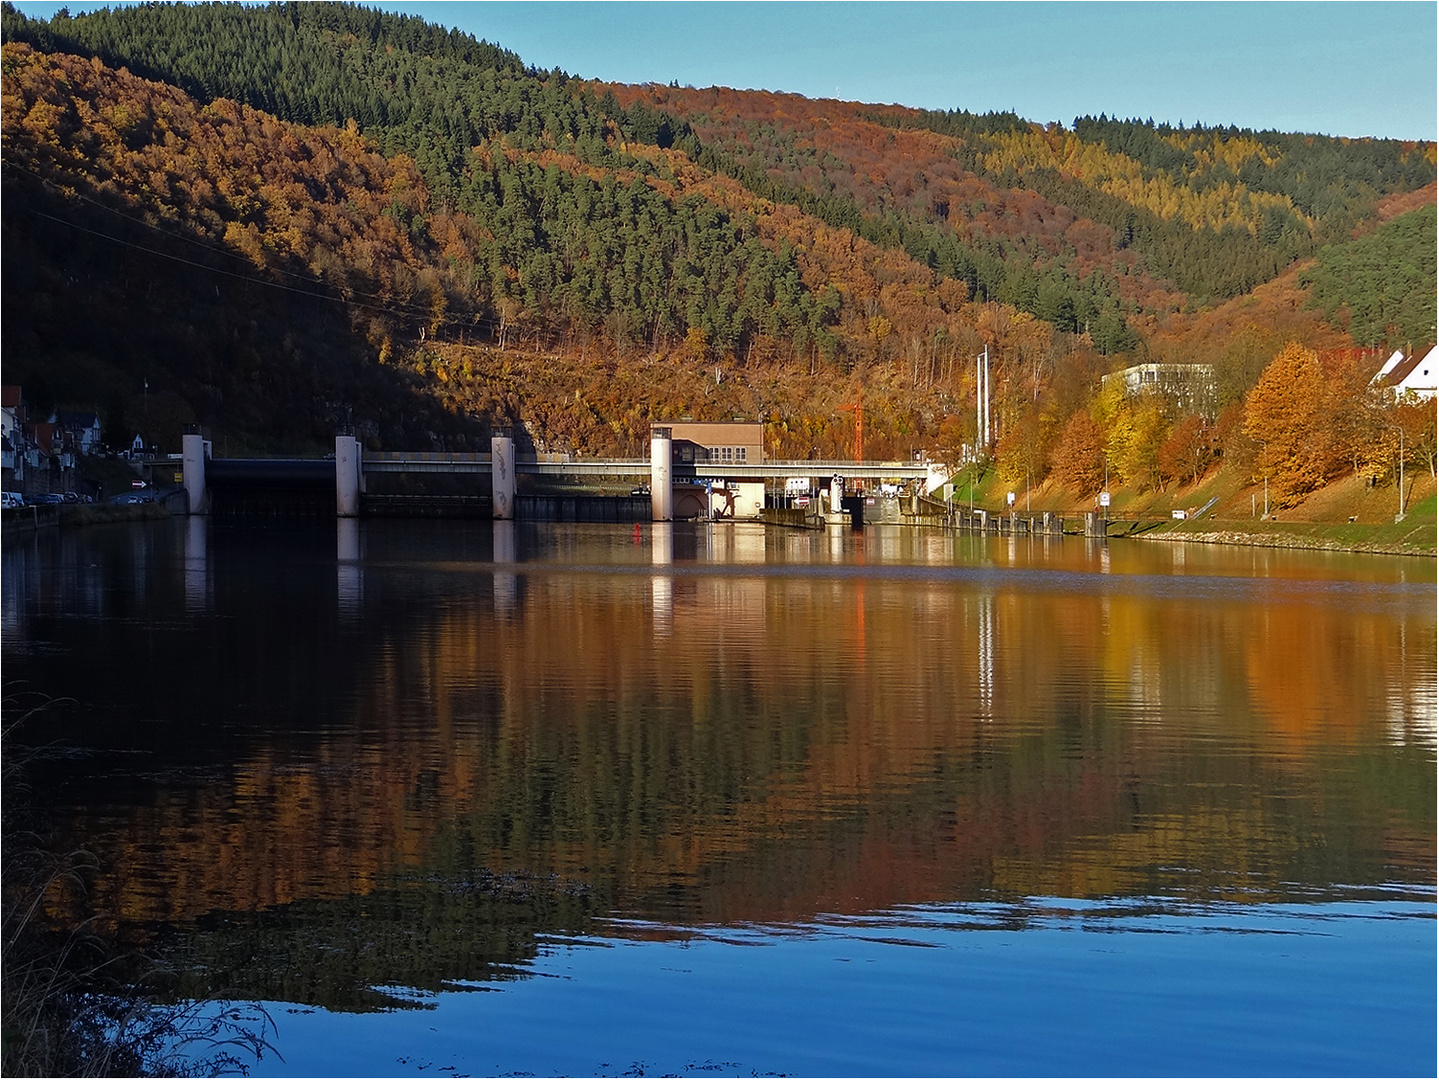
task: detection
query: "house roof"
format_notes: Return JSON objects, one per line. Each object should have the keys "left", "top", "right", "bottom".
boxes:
{"left": 1378, "top": 346, "right": 1438, "bottom": 390}
{"left": 57, "top": 411, "right": 100, "bottom": 428}
{"left": 1371, "top": 349, "right": 1406, "bottom": 383}
{"left": 1396, "top": 345, "right": 1438, "bottom": 389}
{"left": 1, "top": 386, "right": 19, "bottom": 410}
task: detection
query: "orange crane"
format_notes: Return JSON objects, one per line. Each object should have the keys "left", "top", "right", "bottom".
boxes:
{"left": 838, "top": 388, "right": 864, "bottom": 463}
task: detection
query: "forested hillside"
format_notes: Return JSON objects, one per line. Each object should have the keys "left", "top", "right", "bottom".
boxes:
{"left": 1302, "top": 203, "right": 1437, "bottom": 348}
{"left": 1, "top": 1, "right": 1434, "bottom": 503}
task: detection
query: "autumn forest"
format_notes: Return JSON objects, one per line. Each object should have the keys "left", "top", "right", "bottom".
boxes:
{"left": 1, "top": 1, "right": 1435, "bottom": 510}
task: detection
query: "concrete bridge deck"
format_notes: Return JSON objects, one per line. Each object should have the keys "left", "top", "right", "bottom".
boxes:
{"left": 361, "top": 452, "right": 932, "bottom": 482}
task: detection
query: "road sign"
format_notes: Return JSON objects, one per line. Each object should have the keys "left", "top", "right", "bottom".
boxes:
{"left": 1099, "top": 491, "right": 1110, "bottom": 508}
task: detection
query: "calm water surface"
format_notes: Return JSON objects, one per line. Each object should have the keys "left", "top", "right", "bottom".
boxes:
{"left": 3, "top": 519, "right": 1434, "bottom": 1076}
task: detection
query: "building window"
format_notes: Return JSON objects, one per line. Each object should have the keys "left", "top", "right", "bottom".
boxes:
{"left": 736, "top": 447, "right": 746, "bottom": 462}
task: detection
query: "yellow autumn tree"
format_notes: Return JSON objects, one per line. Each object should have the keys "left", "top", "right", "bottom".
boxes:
{"left": 1119, "top": 396, "right": 1171, "bottom": 491}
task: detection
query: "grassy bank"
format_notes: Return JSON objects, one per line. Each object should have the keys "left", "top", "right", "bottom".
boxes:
{"left": 952, "top": 463, "right": 1437, "bottom": 557}
{"left": 1134, "top": 496, "right": 1436, "bottom": 556}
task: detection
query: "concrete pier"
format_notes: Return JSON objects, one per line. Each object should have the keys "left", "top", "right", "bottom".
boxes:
{"left": 491, "top": 434, "right": 515, "bottom": 520}
{"left": 336, "top": 435, "right": 362, "bottom": 518}
{"left": 826, "top": 475, "right": 847, "bottom": 526}
{"left": 182, "top": 431, "right": 207, "bottom": 514}
{"left": 650, "top": 427, "right": 673, "bottom": 521}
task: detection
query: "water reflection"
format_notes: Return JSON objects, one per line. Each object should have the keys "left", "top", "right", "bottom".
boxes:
{"left": 4, "top": 521, "right": 1434, "bottom": 940}
{"left": 978, "top": 591, "right": 994, "bottom": 721}
{"left": 651, "top": 521, "right": 673, "bottom": 634}
{"left": 183, "top": 515, "right": 210, "bottom": 614}
{"left": 492, "top": 519, "right": 517, "bottom": 617}
{"left": 336, "top": 516, "right": 362, "bottom": 618}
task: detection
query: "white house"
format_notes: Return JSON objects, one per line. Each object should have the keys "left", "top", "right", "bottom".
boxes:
{"left": 57, "top": 411, "right": 103, "bottom": 455}
{"left": 1371, "top": 346, "right": 1437, "bottom": 402}
{"left": 2, "top": 386, "right": 24, "bottom": 489}
{"left": 1100, "top": 363, "right": 1218, "bottom": 419}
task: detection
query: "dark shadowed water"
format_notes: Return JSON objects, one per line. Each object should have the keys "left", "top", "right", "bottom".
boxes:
{"left": 3, "top": 518, "right": 1434, "bottom": 1076}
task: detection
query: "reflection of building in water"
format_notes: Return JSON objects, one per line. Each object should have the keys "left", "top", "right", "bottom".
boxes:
{"left": 651, "top": 576, "right": 673, "bottom": 634}
{"left": 1387, "top": 622, "right": 1438, "bottom": 745}
{"left": 922, "top": 534, "right": 949, "bottom": 564}
{"left": 978, "top": 593, "right": 994, "bottom": 721}
{"left": 1, "top": 541, "right": 25, "bottom": 643}
{"left": 876, "top": 524, "right": 900, "bottom": 562}
{"left": 708, "top": 522, "right": 767, "bottom": 565}
{"left": 336, "top": 518, "right": 362, "bottom": 617}
{"left": 128, "top": 527, "right": 152, "bottom": 607}
{"left": 184, "top": 515, "right": 211, "bottom": 614}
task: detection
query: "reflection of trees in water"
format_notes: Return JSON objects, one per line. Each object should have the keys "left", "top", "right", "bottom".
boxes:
{"left": 27, "top": 529, "right": 1437, "bottom": 939}
{"left": 162, "top": 873, "right": 601, "bottom": 1013}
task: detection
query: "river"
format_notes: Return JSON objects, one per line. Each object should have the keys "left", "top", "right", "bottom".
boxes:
{"left": 3, "top": 518, "right": 1434, "bottom": 1076}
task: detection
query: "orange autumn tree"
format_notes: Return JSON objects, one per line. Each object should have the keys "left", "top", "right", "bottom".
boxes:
{"left": 1243, "top": 342, "right": 1329, "bottom": 507}
{"left": 1157, "top": 414, "right": 1217, "bottom": 488}
{"left": 1049, "top": 409, "right": 1106, "bottom": 493}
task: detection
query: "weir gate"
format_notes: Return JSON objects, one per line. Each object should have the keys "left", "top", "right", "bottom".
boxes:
{"left": 184, "top": 430, "right": 941, "bottom": 524}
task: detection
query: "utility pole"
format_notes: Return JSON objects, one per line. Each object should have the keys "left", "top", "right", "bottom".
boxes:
{"left": 1397, "top": 426, "right": 1406, "bottom": 522}
{"left": 978, "top": 352, "right": 990, "bottom": 457}
{"left": 982, "top": 345, "right": 990, "bottom": 448}
{"left": 838, "top": 388, "right": 863, "bottom": 464}
{"left": 974, "top": 346, "right": 990, "bottom": 453}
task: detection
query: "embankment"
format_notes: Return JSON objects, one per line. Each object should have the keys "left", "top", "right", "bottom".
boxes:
{"left": 1132, "top": 504, "right": 1436, "bottom": 557}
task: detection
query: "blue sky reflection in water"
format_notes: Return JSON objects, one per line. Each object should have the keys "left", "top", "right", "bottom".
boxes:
{"left": 243, "top": 899, "right": 1436, "bottom": 1078}
{"left": 2, "top": 520, "right": 1434, "bottom": 1076}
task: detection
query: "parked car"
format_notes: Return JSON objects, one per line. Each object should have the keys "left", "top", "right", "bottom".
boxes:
{"left": 31, "top": 493, "right": 65, "bottom": 505}
{"left": 0, "top": 491, "right": 23, "bottom": 509}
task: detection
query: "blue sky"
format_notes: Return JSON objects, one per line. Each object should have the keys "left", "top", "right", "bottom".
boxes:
{"left": 10, "top": 1, "right": 1437, "bottom": 140}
